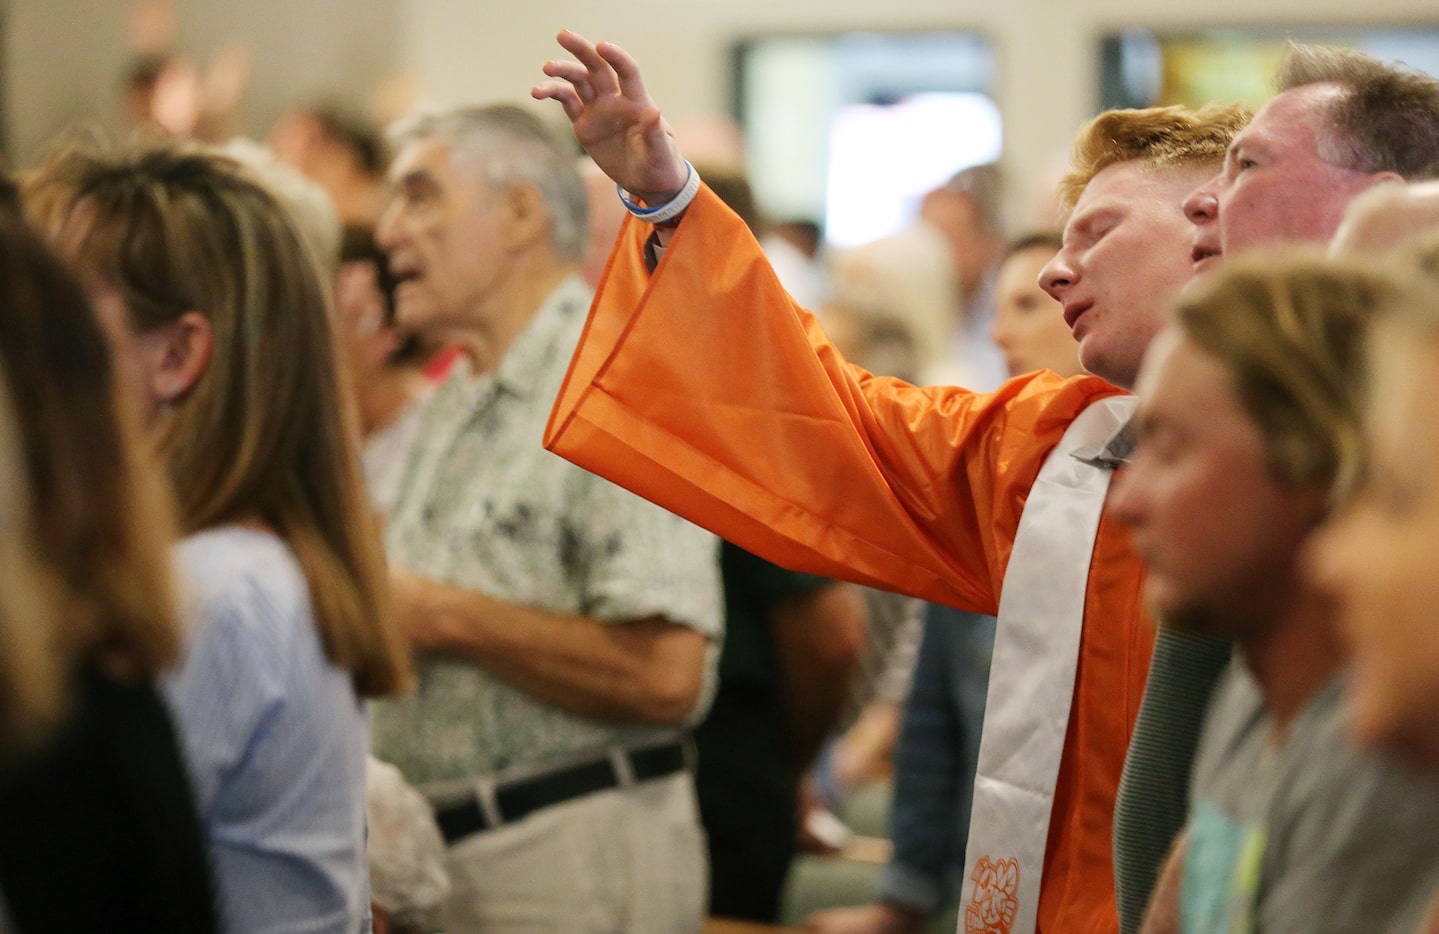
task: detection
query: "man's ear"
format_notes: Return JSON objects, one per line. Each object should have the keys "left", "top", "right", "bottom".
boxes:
{"left": 138, "top": 311, "right": 214, "bottom": 405}
{"left": 497, "top": 182, "right": 549, "bottom": 251}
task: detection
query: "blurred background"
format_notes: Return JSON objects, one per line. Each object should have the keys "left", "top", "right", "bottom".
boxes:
{"left": 6, "top": 0, "right": 1439, "bottom": 243}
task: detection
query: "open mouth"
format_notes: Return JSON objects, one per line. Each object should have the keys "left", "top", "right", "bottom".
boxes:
{"left": 390, "top": 266, "right": 422, "bottom": 294}
{"left": 1191, "top": 245, "right": 1222, "bottom": 270}
{"left": 1063, "top": 301, "right": 1093, "bottom": 330}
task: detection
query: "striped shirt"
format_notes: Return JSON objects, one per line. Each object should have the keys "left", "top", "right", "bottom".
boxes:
{"left": 165, "top": 526, "right": 370, "bottom": 934}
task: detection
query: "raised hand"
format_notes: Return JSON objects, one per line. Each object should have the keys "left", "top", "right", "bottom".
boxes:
{"left": 532, "top": 30, "right": 688, "bottom": 206}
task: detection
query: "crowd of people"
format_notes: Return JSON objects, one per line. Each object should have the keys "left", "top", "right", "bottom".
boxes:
{"left": 3, "top": 22, "right": 1439, "bottom": 934}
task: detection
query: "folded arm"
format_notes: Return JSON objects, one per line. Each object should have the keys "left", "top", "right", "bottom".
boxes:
{"left": 391, "top": 567, "right": 710, "bottom": 725}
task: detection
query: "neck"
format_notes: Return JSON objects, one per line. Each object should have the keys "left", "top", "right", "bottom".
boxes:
{"left": 455, "top": 256, "right": 577, "bottom": 375}
{"left": 1238, "top": 581, "right": 1345, "bottom": 736}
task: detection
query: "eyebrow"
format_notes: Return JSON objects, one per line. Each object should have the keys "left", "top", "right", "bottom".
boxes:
{"left": 1066, "top": 206, "right": 1122, "bottom": 241}
{"left": 391, "top": 168, "right": 439, "bottom": 192}
{"left": 1226, "top": 130, "right": 1270, "bottom": 159}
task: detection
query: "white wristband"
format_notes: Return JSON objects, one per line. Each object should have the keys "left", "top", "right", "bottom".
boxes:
{"left": 617, "top": 161, "right": 701, "bottom": 226}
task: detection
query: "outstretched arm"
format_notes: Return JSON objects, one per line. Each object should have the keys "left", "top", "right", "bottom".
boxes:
{"left": 532, "top": 30, "right": 686, "bottom": 206}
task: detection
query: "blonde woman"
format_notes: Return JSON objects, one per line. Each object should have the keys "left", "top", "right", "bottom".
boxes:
{"left": 0, "top": 213, "right": 216, "bottom": 932}
{"left": 34, "top": 142, "right": 410, "bottom": 933}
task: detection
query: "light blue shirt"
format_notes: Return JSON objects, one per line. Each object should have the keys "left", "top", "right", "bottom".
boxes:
{"left": 164, "top": 526, "right": 370, "bottom": 934}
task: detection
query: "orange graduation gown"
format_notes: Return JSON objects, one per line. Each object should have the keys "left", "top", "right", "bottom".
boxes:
{"left": 546, "top": 184, "right": 1154, "bottom": 933}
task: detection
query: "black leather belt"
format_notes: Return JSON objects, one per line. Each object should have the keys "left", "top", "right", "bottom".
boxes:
{"left": 434, "top": 742, "right": 689, "bottom": 844}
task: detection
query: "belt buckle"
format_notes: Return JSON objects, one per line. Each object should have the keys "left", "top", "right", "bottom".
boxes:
{"left": 607, "top": 746, "right": 637, "bottom": 788}
{"left": 471, "top": 776, "right": 504, "bottom": 830}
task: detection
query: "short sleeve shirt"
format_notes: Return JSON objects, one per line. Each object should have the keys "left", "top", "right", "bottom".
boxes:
{"left": 370, "top": 275, "right": 723, "bottom": 787}
{"left": 1183, "top": 661, "right": 1439, "bottom": 933}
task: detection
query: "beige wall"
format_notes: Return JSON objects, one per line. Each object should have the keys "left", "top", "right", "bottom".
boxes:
{"left": 400, "top": 0, "right": 1439, "bottom": 224}
{"left": 6, "top": 0, "right": 1438, "bottom": 214}
{"left": 4, "top": 0, "right": 401, "bottom": 165}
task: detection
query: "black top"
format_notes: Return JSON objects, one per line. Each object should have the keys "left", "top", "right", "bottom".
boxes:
{"left": 0, "top": 664, "right": 218, "bottom": 933}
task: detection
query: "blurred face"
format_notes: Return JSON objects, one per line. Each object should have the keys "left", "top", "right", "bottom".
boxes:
{"left": 87, "top": 281, "right": 158, "bottom": 423}
{"left": 989, "top": 244, "right": 1081, "bottom": 378}
{"left": 920, "top": 188, "right": 994, "bottom": 294}
{"left": 581, "top": 161, "right": 627, "bottom": 287}
{"left": 376, "top": 136, "right": 504, "bottom": 335}
{"left": 1040, "top": 161, "right": 1211, "bottom": 389}
{"left": 333, "top": 259, "right": 398, "bottom": 384}
{"left": 1307, "top": 337, "right": 1439, "bottom": 772}
{"left": 53, "top": 209, "right": 195, "bottom": 424}
{"left": 1111, "top": 331, "right": 1322, "bottom": 638}
{"left": 1184, "top": 85, "right": 1379, "bottom": 273}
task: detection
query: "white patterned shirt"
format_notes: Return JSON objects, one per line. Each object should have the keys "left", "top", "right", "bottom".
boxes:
{"left": 371, "top": 275, "right": 722, "bottom": 788}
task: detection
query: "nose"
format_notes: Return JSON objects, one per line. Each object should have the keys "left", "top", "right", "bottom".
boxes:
{"left": 1184, "top": 177, "right": 1220, "bottom": 227}
{"left": 988, "top": 316, "right": 1010, "bottom": 349}
{"left": 1106, "top": 465, "right": 1147, "bottom": 529}
{"left": 1299, "top": 507, "right": 1355, "bottom": 600}
{"left": 375, "top": 197, "right": 403, "bottom": 252}
{"left": 1039, "top": 249, "right": 1074, "bottom": 301}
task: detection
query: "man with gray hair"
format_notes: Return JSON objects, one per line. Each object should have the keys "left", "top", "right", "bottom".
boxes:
{"left": 1114, "top": 40, "right": 1439, "bottom": 934}
{"left": 1185, "top": 41, "right": 1439, "bottom": 268}
{"left": 369, "top": 104, "right": 723, "bottom": 932}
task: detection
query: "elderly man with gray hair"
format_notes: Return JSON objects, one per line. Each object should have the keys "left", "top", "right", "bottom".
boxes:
{"left": 368, "top": 104, "right": 723, "bottom": 933}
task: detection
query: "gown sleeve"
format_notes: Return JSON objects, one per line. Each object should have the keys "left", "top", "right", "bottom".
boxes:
{"left": 546, "top": 184, "right": 1125, "bottom": 612}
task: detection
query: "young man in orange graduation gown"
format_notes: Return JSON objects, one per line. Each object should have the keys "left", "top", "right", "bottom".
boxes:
{"left": 535, "top": 32, "right": 1244, "bottom": 933}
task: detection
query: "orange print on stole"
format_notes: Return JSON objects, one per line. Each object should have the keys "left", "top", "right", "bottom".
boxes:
{"left": 965, "top": 856, "right": 1020, "bottom": 934}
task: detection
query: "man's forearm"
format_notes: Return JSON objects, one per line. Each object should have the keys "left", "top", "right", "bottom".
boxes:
{"left": 1139, "top": 831, "right": 1186, "bottom": 934}
{"left": 771, "top": 582, "right": 868, "bottom": 766}
{"left": 399, "top": 572, "right": 709, "bottom": 724}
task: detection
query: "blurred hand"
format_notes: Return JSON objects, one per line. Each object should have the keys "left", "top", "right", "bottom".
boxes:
{"left": 796, "top": 778, "right": 846, "bottom": 855}
{"left": 532, "top": 30, "right": 687, "bottom": 205}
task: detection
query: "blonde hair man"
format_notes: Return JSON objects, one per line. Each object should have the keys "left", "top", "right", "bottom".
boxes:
{"left": 537, "top": 31, "right": 1247, "bottom": 933}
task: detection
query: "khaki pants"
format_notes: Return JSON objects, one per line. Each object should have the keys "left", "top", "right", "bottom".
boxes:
{"left": 431, "top": 772, "right": 707, "bottom": 933}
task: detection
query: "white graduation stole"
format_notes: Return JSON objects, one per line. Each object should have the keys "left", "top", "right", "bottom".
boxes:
{"left": 959, "top": 395, "right": 1137, "bottom": 934}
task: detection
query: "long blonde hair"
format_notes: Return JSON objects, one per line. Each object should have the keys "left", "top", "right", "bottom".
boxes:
{"left": 0, "top": 213, "right": 183, "bottom": 748}
{"left": 0, "top": 352, "right": 63, "bottom": 752}
{"left": 39, "top": 141, "right": 410, "bottom": 697}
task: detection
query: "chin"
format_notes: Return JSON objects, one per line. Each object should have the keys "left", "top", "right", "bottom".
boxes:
{"left": 1158, "top": 598, "right": 1246, "bottom": 641}
{"left": 394, "top": 300, "right": 441, "bottom": 334}
{"left": 1078, "top": 347, "right": 1132, "bottom": 389}
{"left": 1351, "top": 704, "right": 1439, "bottom": 777}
